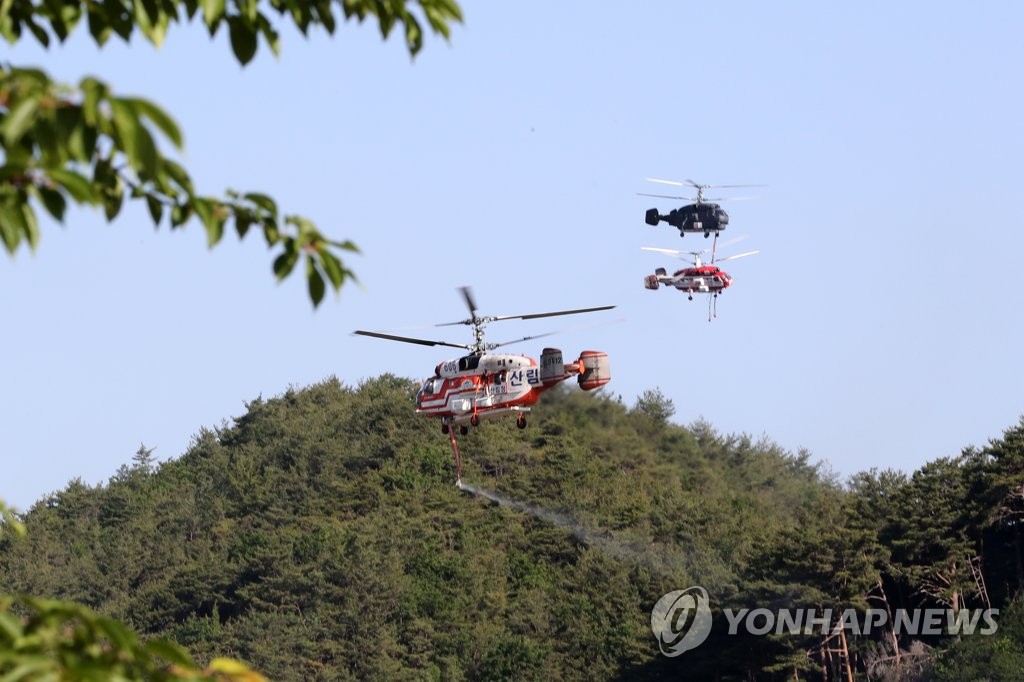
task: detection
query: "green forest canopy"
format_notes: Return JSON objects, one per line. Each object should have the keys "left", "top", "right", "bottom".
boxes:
{"left": 3, "top": 375, "right": 1024, "bottom": 680}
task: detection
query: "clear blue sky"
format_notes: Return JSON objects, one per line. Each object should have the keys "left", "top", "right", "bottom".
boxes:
{"left": 4, "top": 3, "right": 1023, "bottom": 511}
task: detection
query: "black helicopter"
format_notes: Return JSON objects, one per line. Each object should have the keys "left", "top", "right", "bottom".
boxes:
{"left": 640, "top": 178, "right": 760, "bottom": 238}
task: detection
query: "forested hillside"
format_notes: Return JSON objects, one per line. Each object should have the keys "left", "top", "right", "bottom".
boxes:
{"left": 2, "top": 376, "right": 1023, "bottom": 680}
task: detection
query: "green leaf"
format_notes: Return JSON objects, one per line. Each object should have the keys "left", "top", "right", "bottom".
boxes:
{"left": 227, "top": 16, "right": 258, "bottom": 65}
{"left": 318, "top": 249, "right": 345, "bottom": 289}
{"left": 207, "top": 658, "right": 260, "bottom": 676}
{"left": 95, "top": 616, "right": 135, "bottom": 652}
{"left": 306, "top": 256, "right": 325, "bottom": 306}
{"left": 272, "top": 247, "right": 298, "bottom": 281}
{"left": 79, "top": 77, "right": 105, "bottom": 126}
{"left": 47, "top": 168, "right": 97, "bottom": 204}
{"left": 23, "top": 15, "right": 50, "bottom": 46}
{"left": 192, "top": 196, "right": 214, "bottom": 226}
{"left": 0, "top": 203, "right": 26, "bottom": 252}
{"left": 20, "top": 204, "right": 39, "bottom": 250}
{"left": 111, "top": 99, "right": 157, "bottom": 176}
{"left": 405, "top": 17, "right": 424, "bottom": 56}
{"left": 262, "top": 222, "right": 280, "bottom": 246}
{"left": 243, "top": 192, "right": 277, "bottom": 216}
{"left": 101, "top": 176, "right": 124, "bottom": 221}
{"left": 285, "top": 215, "right": 314, "bottom": 239}
{"left": 315, "top": 0, "right": 334, "bottom": 34}
{"left": 33, "top": 120, "right": 61, "bottom": 164}
{"left": 1, "top": 94, "right": 41, "bottom": 146}
{"left": 38, "top": 186, "right": 67, "bottom": 222}
{"left": 87, "top": 6, "right": 113, "bottom": 45}
{"left": 205, "top": 215, "right": 225, "bottom": 247}
{"left": 257, "top": 13, "right": 280, "bottom": 55}
{"left": 56, "top": 3, "right": 83, "bottom": 40}
{"left": 170, "top": 202, "right": 192, "bottom": 227}
{"left": 235, "top": 212, "right": 253, "bottom": 238}
{"left": 0, "top": 612, "right": 23, "bottom": 640}
{"left": 145, "top": 639, "right": 195, "bottom": 668}
{"left": 201, "top": 0, "right": 225, "bottom": 29}
{"left": 146, "top": 194, "right": 163, "bottom": 225}
{"left": 107, "top": 0, "right": 134, "bottom": 40}
{"left": 66, "top": 117, "right": 98, "bottom": 163}
{"left": 135, "top": 123, "right": 159, "bottom": 178}
{"left": 161, "top": 159, "right": 194, "bottom": 194}
{"left": 126, "top": 98, "right": 182, "bottom": 149}
{"left": 0, "top": 660, "right": 55, "bottom": 681}
{"left": 332, "top": 238, "right": 361, "bottom": 253}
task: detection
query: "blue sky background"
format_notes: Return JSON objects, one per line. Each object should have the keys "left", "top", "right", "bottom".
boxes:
{"left": 3, "top": 3, "right": 1023, "bottom": 510}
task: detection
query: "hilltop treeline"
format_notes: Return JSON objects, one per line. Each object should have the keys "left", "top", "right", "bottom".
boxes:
{"left": 2, "top": 376, "right": 1023, "bottom": 680}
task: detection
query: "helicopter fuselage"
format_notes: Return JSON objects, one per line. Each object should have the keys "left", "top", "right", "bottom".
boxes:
{"left": 416, "top": 349, "right": 610, "bottom": 426}
{"left": 644, "top": 265, "right": 733, "bottom": 295}
{"left": 646, "top": 203, "right": 729, "bottom": 236}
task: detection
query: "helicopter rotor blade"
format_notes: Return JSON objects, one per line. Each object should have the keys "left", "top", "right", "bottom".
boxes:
{"left": 490, "top": 316, "right": 626, "bottom": 350}
{"left": 715, "top": 250, "right": 760, "bottom": 263}
{"left": 352, "top": 330, "right": 473, "bottom": 350}
{"left": 636, "top": 192, "right": 691, "bottom": 201}
{"left": 687, "top": 179, "right": 766, "bottom": 190}
{"left": 645, "top": 177, "right": 688, "bottom": 187}
{"left": 490, "top": 331, "right": 560, "bottom": 349}
{"left": 714, "top": 235, "right": 749, "bottom": 250}
{"left": 458, "top": 286, "right": 478, "bottom": 317}
{"left": 641, "top": 246, "right": 704, "bottom": 261}
{"left": 641, "top": 246, "right": 685, "bottom": 256}
{"left": 647, "top": 177, "right": 765, "bottom": 190}
{"left": 490, "top": 304, "right": 616, "bottom": 323}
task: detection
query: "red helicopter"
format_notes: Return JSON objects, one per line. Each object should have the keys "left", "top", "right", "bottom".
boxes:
{"left": 354, "top": 287, "right": 614, "bottom": 484}
{"left": 642, "top": 240, "right": 759, "bottom": 320}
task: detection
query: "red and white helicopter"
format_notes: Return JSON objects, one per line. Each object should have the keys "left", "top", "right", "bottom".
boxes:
{"left": 642, "top": 240, "right": 759, "bottom": 320}
{"left": 354, "top": 287, "right": 614, "bottom": 484}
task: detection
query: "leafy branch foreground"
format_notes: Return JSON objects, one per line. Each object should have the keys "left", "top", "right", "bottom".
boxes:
{"left": 0, "top": 594, "right": 266, "bottom": 681}
{"left": 1, "top": 0, "right": 463, "bottom": 305}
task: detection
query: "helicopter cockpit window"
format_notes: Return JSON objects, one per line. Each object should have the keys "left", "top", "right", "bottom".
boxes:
{"left": 458, "top": 356, "right": 480, "bottom": 372}
{"left": 421, "top": 378, "right": 436, "bottom": 395}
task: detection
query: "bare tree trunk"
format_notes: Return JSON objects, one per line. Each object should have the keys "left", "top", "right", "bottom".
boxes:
{"left": 839, "top": 626, "right": 854, "bottom": 682}
{"left": 820, "top": 637, "right": 828, "bottom": 681}
{"left": 1016, "top": 528, "right": 1023, "bottom": 590}
{"left": 872, "top": 577, "right": 901, "bottom": 677}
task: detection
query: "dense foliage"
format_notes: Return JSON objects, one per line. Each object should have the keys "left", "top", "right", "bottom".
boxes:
{"left": 2, "top": 377, "right": 1023, "bottom": 680}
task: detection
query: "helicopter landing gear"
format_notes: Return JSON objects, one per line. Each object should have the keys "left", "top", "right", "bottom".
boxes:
{"left": 459, "top": 425, "right": 469, "bottom": 436}
{"left": 470, "top": 414, "right": 479, "bottom": 427}
{"left": 516, "top": 414, "right": 527, "bottom": 429}
{"left": 441, "top": 423, "right": 450, "bottom": 435}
